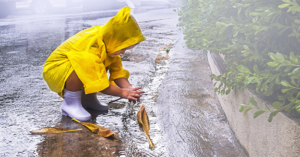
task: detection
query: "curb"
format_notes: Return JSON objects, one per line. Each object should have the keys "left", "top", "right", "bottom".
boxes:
{"left": 207, "top": 51, "right": 300, "bottom": 157}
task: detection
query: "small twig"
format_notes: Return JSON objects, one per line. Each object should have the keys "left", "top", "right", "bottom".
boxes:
{"left": 108, "top": 98, "right": 122, "bottom": 104}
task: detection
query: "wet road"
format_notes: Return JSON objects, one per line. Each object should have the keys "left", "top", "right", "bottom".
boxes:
{"left": 0, "top": 8, "right": 246, "bottom": 156}
{"left": 155, "top": 34, "right": 247, "bottom": 156}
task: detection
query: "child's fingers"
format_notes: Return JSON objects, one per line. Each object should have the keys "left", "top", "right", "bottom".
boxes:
{"left": 128, "top": 96, "right": 137, "bottom": 101}
{"left": 133, "top": 90, "right": 144, "bottom": 94}
{"left": 132, "top": 93, "right": 141, "bottom": 98}
{"left": 132, "top": 87, "right": 143, "bottom": 90}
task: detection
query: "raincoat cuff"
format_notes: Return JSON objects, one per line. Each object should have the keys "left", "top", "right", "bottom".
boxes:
{"left": 84, "top": 79, "right": 110, "bottom": 94}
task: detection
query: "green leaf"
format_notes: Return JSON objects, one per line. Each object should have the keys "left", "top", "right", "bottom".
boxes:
{"left": 275, "top": 76, "right": 280, "bottom": 84}
{"left": 268, "top": 52, "right": 278, "bottom": 61}
{"left": 249, "top": 12, "right": 260, "bottom": 16}
{"left": 281, "top": 60, "right": 292, "bottom": 66}
{"left": 272, "top": 101, "right": 283, "bottom": 108}
{"left": 265, "top": 105, "right": 270, "bottom": 111}
{"left": 238, "top": 7, "right": 242, "bottom": 15}
{"left": 237, "top": 65, "right": 251, "bottom": 73}
{"left": 244, "top": 107, "right": 253, "bottom": 115}
{"left": 290, "top": 52, "right": 298, "bottom": 63}
{"left": 296, "top": 105, "right": 300, "bottom": 113}
{"left": 219, "top": 25, "right": 232, "bottom": 34}
{"left": 216, "top": 22, "right": 226, "bottom": 27}
{"left": 253, "top": 110, "right": 265, "bottom": 118}
{"left": 249, "top": 97, "right": 258, "bottom": 108}
{"left": 230, "top": 16, "right": 236, "bottom": 23}
{"left": 246, "top": 77, "right": 253, "bottom": 84}
{"left": 285, "top": 103, "right": 294, "bottom": 113}
{"left": 278, "top": 27, "right": 290, "bottom": 36}
{"left": 221, "top": 88, "right": 225, "bottom": 95}
{"left": 281, "top": 80, "right": 292, "bottom": 87}
{"left": 239, "top": 105, "right": 245, "bottom": 112}
{"left": 294, "top": 19, "right": 300, "bottom": 24}
{"left": 233, "top": 30, "right": 239, "bottom": 37}
{"left": 226, "top": 89, "right": 231, "bottom": 95}
{"left": 282, "top": 88, "right": 291, "bottom": 93}
{"left": 268, "top": 111, "right": 279, "bottom": 122}
{"left": 235, "top": 76, "right": 243, "bottom": 82}
{"left": 256, "top": 80, "right": 262, "bottom": 93}
{"left": 276, "top": 52, "right": 285, "bottom": 62}
{"left": 252, "top": 16, "right": 258, "bottom": 23}
{"left": 214, "top": 88, "right": 218, "bottom": 92}
{"left": 284, "top": 66, "right": 293, "bottom": 73}
{"left": 282, "top": 0, "right": 291, "bottom": 3}
{"left": 253, "top": 65, "right": 259, "bottom": 74}
{"left": 267, "top": 62, "right": 279, "bottom": 67}
{"left": 278, "top": 4, "right": 291, "bottom": 8}
{"left": 289, "top": 68, "right": 300, "bottom": 75}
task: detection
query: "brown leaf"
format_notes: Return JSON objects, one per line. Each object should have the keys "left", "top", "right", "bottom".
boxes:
{"left": 72, "top": 118, "right": 116, "bottom": 138}
{"left": 137, "top": 105, "right": 154, "bottom": 148}
{"left": 30, "top": 127, "right": 82, "bottom": 134}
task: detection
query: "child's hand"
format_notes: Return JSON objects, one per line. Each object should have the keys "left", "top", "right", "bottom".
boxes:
{"left": 129, "top": 96, "right": 140, "bottom": 104}
{"left": 121, "top": 87, "right": 144, "bottom": 103}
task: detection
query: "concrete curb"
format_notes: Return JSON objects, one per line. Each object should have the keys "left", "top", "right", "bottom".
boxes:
{"left": 207, "top": 51, "right": 300, "bottom": 157}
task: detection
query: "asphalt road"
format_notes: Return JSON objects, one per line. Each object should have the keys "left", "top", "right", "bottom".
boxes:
{"left": 0, "top": 8, "right": 246, "bottom": 156}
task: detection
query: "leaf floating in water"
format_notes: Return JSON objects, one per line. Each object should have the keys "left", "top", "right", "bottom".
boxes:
{"left": 72, "top": 118, "right": 116, "bottom": 138}
{"left": 137, "top": 105, "right": 154, "bottom": 148}
{"left": 30, "top": 127, "right": 82, "bottom": 134}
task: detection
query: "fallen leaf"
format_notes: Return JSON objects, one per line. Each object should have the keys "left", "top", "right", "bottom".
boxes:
{"left": 72, "top": 118, "right": 116, "bottom": 137}
{"left": 137, "top": 105, "right": 154, "bottom": 148}
{"left": 30, "top": 127, "right": 82, "bottom": 134}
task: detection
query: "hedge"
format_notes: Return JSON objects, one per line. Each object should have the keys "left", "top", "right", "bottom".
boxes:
{"left": 176, "top": 0, "right": 300, "bottom": 121}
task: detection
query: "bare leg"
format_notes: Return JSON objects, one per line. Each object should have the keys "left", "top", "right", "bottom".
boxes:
{"left": 61, "top": 70, "right": 91, "bottom": 121}
{"left": 66, "top": 71, "right": 83, "bottom": 91}
{"left": 65, "top": 71, "right": 107, "bottom": 111}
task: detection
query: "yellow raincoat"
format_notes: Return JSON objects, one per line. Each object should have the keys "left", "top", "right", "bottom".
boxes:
{"left": 42, "top": 7, "right": 146, "bottom": 97}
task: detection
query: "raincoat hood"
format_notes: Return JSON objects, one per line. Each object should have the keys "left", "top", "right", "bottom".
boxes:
{"left": 101, "top": 6, "right": 146, "bottom": 54}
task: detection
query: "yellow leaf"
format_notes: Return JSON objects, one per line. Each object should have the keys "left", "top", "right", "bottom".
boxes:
{"left": 137, "top": 105, "right": 154, "bottom": 148}
{"left": 30, "top": 127, "right": 82, "bottom": 134}
{"left": 72, "top": 118, "right": 116, "bottom": 138}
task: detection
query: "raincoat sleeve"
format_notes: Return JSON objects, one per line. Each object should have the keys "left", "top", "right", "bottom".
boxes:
{"left": 108, "top": 56, "right": 130, "bottom": 85}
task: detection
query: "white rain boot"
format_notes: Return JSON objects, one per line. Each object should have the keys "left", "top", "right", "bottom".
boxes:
{"left": 61, "top": 89, "right": 91, "bottom": 121}
{"left": 81, "top": 92, "right": 108, "bottom": 111}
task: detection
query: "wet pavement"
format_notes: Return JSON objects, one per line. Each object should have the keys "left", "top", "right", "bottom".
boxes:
{"left": 155, "top": 34, "right": 247, "bottom": 156}
{"left": 0, "top": 8, "right": 246, "bottom": 156}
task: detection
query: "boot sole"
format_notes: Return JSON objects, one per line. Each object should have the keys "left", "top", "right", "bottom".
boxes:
{"left": 61, "top": 110, "right": 91, "bottom": 121}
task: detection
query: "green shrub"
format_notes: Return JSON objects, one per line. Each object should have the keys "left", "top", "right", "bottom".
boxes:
{"left": 176, "top": 0, "right": 300, "bottom": 122}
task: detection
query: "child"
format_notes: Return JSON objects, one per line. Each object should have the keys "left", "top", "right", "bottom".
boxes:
{"left": 42, "top": 7, "right": 145, "bottom": 121}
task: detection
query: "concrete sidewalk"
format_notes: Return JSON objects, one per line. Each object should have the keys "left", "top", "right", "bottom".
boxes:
{"left": 155, "top": 34, "right": 247, "bottom": 156}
